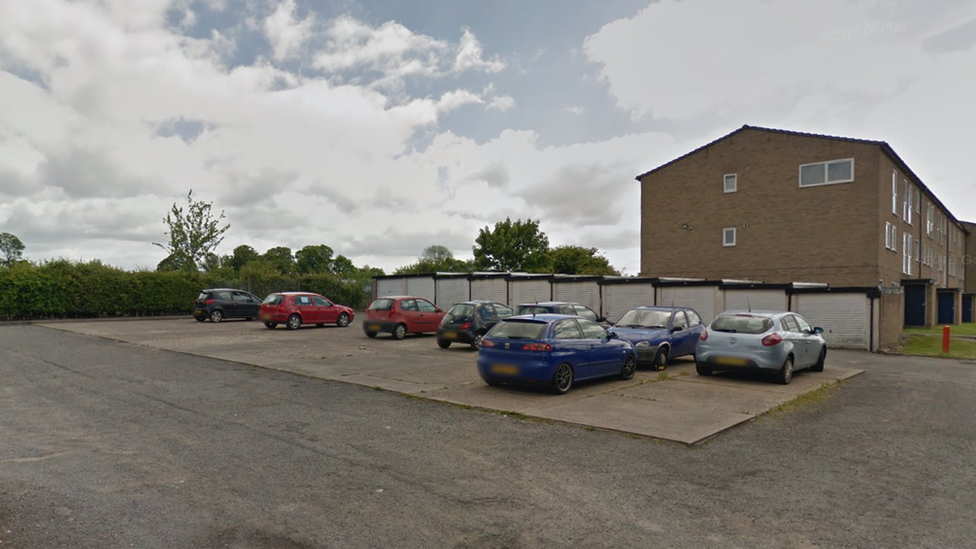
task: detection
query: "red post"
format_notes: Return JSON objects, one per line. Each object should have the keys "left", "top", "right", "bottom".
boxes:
{"left": 942, "top": 325, "right": 951, "bottom": 353}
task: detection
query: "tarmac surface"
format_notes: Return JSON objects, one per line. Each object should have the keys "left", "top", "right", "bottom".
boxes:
{"left": 43, "top": 316, "right": 862, "bottom": 444}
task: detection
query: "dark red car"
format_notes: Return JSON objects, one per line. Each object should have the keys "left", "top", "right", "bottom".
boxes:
{"left": 259, "top": 292, "right": 354, "bottom": 330}
{"left": 363, "top": 296, "right": 447, "bottom": 339}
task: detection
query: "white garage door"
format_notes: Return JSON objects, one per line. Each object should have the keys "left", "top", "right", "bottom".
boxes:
{"left": 553, "top": 282, "right": 601, "bottom": 312}
{"left": 660, "top": 286, "right": 717, "bottom": 324}
{"left": 435, "top": 277, "right": 469, "bottom": 309}
{"left": 723, "top": 290, "right": 788, "bottom": 314}
{"left": 510, "top": 279, "right": 552, "bottom": 307}
{"left": 376, "top": 278, "right": 404, "bottom": 298}
{"left": 795, "top": 293, "right": 869, "bottom": 349}
{"left": 471, "top": 278, "right": 507, "bottom": 302}
{"left": 602, "top": 283, "right": 655, "bottom": 323}
{"left": 406, "top": 276, "right": 436, "bottom": 303}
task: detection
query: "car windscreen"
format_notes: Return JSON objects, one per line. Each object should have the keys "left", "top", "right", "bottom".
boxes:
{"left": 196, "top": 292, "right": 210, "bottom": 301}
{"left": 368, "top": 299, "right": 394, "bottom": 311}
{"left": 445, "top": 303, "right": 475, "bottom": 321}
{"left": 488, "top": 320, "right": 547, "bottom": 339}
{"left": 516, "top": 305, "right": 551, "bottom": 315}
{"left": 615, "top": 309, "right": 672, "bottom": 329}
{"left": 262, "top": 294, "right": 284, "bottom": 305}
{"left": 710, "top": 314, "right": 774, "bottom": 334}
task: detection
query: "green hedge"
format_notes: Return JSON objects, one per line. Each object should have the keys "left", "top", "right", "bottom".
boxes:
{"left": 0, "top": 261, "right": 370, "bottom": 321}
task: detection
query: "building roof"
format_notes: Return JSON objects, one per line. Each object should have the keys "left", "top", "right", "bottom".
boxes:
{"left": 635, "top": 125, "right": 968, "bottom": 232}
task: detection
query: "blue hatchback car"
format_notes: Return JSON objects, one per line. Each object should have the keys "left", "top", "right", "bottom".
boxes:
{"left": 477, "top": 314, "right": 638, "bottom": 394}
{"left": 608, "top": 306, "right": 705, "bottom": 370}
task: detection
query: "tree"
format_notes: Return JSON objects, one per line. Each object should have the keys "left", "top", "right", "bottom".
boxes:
{"left": 551, "top": 245, "right": 619, "bottom": 276}
{"left": 153, "top": 191, "right": 229, "bottom": 272}
{"left": 263, "top": 246, "right": 295, "bottom": 275}
{"left": 473, "top": 218, "right": 551, "bottom": 272}
{"left": 395, "top": 245, "right": 472, "bottom": 275}
{"left": 227, "top": 245, "right": 260, "bottom": 273}
{"left": 0, "top": 232, "right": 25, "bottom": 267}
{"left": 296, "top": 244, "right": 335, "bottom": 274}
{"left": 331, "top": 254, "right": 356, "bottom": 277}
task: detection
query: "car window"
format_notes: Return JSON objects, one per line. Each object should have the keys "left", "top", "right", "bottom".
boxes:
{"left": 295, "top": 295, "right": 313, "bottom": 306}
{"left": 711, "top": 314, "right": 774, "bottom": 334}
{"left": 781, "top": 315, "right": 800, "bottom": 332}
{"left": 401, "top": 299, "right": 418, "bottom": 311}
{"left": 417, "top": 299, "right": 437, "bottom": 313}
{"left": 686, "top": 310, "right": 702, "bottom": 327}
{"left": 232, "top": 292, "right": 250, "bottom": 303}
{"left": 672, "top": 311, "right": 688, "bottom": 329}
{"left": 368, "top": 299, "right": 394, "bottom": 311}
{"left": 216, "top": 291, "right": 232, "bottom": 301}
{"left": 616, "top": 309, "right": 671, "bottom": 329}
{"left": 312, "top": 296, "right": 331, "bottom": 307}
{"left": 489, "top": 320, "right": 547, "bottom": 339}
{"left": 446, "top": 303, "right": 475, "bottom": 321}
{"left": 197, "top": 292, "right": 211, "bottom": 301}
{"left": 478, "top": 305, "right": 495, "bottom": 319}
{"left": 575, "top": 306, "right": 598, "bottom": 321}
{"left": 517, "top": 305, "right": 551, "bottom": 315}
{"left": 262, "top": 294, "right": 284, "bottom": 305}
{"left": 494, "top": 304, "right": 514, "bottom": 317}
{"left": 578, "top": 319, "right": 606, "bottom": 339}
{"left": 553, "top": 319, "right": 582, "bottom": 339}
{"left": 793, "top": 315, "right": 813, "bottom": 333}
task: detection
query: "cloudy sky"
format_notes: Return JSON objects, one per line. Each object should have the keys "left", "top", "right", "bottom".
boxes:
{"left": 1, "top": 0, "right": 975, "bottom": 274}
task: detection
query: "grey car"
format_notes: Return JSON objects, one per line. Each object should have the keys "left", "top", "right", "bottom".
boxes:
{"left": 694, "top": 311, "right": 826, "bottom": 384}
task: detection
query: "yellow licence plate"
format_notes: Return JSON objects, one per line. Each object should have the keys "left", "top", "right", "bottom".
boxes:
{"left": 491, "top": 364, "right": 519, "bottom": 375}
{"left": 715, "top": 356, "right": 747, "bottom": 366}
{"left": 368, "top": 324, "right": 381, "bottom": 331}
{"left": 443, "top": 331, "right": 457, "bottom": 339}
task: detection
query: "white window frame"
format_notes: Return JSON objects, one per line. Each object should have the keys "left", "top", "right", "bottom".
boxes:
{"left": 902, "top": 180, "right": 913, "bottom": 224}
{"left": 914, "top": 188, "right": 921, "bottom": 214}
{"left": 885, "top": 223, "right": 898, "bottom": 252}
{"left": 723, "top": 173, "right": 737, "bottom": 193}
{"left": 914, "top": 239, "right": 920, "bottom": 264}
{"left": 723, "top": 227, "right": 737, "bottom": 247}
{"left": 926, "top": 203, "right": 934, "bottom": 237}
{"left": 799, "top": 158, "right": 855, "bottom": 188}
{"left": 891, "top": 172, "right": 898, "bottom": 216}
{"left": 902, "top": 233, "right": 913, "bottom": 275}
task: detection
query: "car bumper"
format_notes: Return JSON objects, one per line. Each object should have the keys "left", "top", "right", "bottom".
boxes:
{"left": 437, "top": 328, "right": 476, "bottom": 344}
{"left": 259, "top": 311, "right": 288, "bottom": 323}
{"left": 695, "top": 347, "right": 785, "bottom": 371}
{"left": 363, "top": 320, "right": 397, "bottom": 334}
{"left": 476, "top": 356, "right": 555, "bottom": 385}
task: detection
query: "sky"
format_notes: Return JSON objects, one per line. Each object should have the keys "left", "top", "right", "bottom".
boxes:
{"left": 1, "top": 0, "right": 975, "bottom": 275}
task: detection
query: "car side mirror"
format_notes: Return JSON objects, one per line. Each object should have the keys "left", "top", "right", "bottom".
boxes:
{"left": 814, "top": 327, "right": 824, "bottom": 334}
{"left": 608, "top": 331, "right": 618, "bottom": 340}
{"left": 597, "top": 316, "right": 607, "bottom": 323}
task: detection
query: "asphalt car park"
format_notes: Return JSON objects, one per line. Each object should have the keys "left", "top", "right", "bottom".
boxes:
{"left": 43, "top": 316, "right": 862, "bottom": 444}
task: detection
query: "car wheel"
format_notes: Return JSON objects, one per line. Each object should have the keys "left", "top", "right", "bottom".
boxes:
{"left": 337, "top": 313, "right": 350, "bottom": 328}
{"left": 695, "top": 363, "right": 713, "bottom": 376}
{"left": 264, "top": 322, "right": 277, "bottom": 329}
{"left": 620, "top": 355, "right": 637, "bottom": 380}
{"left": 471, "top": 332, "right": 487, "bottom": 351}
{"left": 365, "top": 331, "right": 377, "bottom": 338}
{"left": 194, "top": 316, "right": 205, "bottom": 323}
{"left": 776, "top": 355, "right": 794, "bottom": 385}
{"left": 392, "top": 324, "right": 407, "bottom": 340}
{"left": 811, "top": 347, "right": 826, "bottom": 372}
{"left": 286, "top": 314, "right": 302, "bottom": 331}
{"left": 652, "top": 347, "right": 669, "bottom": 371}
{"left": 550, "top": 363, "right": 574, "bottom": 395}
{"left": 437, "top": 338, "right": 451, "bottom": 349}
{"left": 210, "top": 310, "right": 223, "bottom": 323}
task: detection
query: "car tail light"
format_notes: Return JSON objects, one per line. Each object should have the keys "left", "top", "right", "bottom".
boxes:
{"left": 204, "top": 299, "right": 214, "bottom": 305}
{"left": 522, "top": 343, "right": 552, "bottom": 352}
{"left": 460, "top": 322, "right": 473, "bottom": 330}
{"left": 481, "top": 339, "right": 495, "bottom": 348}
{"left": 762, "top": 333, "right": 783, "bottom": 346}
{"left": 700, "top": 329, "right": 708, "bottom": 341}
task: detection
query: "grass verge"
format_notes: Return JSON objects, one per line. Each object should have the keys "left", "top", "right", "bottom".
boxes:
{"left": 891, "top": 334, "right": 976, "bottom": 360}
{"left": 903, "top": 324, "right": 976, "bottom": 337}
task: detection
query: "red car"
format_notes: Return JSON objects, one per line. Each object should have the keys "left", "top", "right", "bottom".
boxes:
{"left": 259, "top": 292, "right": 355, "bottom": 330}
{"left": 363, "top": 296, "right": 447, "bottom": 339}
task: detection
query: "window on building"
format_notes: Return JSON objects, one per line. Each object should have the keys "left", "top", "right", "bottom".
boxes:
{"left": 902, "top": 180, "right": 913, "bottom": 224}
{"left": 723, "top": 227, "right": 737, "bottom": 247}
{"left": 799, "top": 158, "right": 854, "bottom": 187}
{"left": 926, "top": 203, "right": 934, "bottom": 237}
{"left": 914, "top": 239, "right": 920, "bottom": 264}
{"left": 885, "top": 223, "right": 898, "bottom": 252}
{"left": 891, "top": 172, "right": 898, "bottom": 216}
{"left": 723, "top": 173, "right": 737, "bottom": 193}
{"left": 914, "top": 188, "right": 921, "bottom": 214}
{"left": 902, "top": 233, "right": 913, "bottom": 275}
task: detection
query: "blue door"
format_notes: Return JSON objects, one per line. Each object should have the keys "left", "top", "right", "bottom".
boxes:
{"left": 964, "top": 295, "right": 974, "bottom": 323}
{"left": 937, "top": 292, "right": 955, "bottom": 324}
{"left": 904, "top": 285, "right": 926, "bottom": 326}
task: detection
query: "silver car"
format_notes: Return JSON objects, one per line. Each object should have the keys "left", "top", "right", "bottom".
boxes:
{"left": 694, "top": 311, "right": 826, "bottom": 384}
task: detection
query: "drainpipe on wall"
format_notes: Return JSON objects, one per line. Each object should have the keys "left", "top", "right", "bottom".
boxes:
{"left": 870, "top": 295, "right": 876, "bottom": 352}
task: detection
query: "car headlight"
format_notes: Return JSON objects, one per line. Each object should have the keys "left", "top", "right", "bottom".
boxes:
{"left": 635, "top": 341, "right": 651, "bottom": 348}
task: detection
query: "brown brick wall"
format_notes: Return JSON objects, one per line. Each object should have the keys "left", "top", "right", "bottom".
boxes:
{"left": 639, "top": 129, "right": 882, "bottom": 286}
{"left": 963, "top": 222, "right": 976, "bottom": 294}
{"left": 878, "top": 291, "right": 904, "bottom": 349}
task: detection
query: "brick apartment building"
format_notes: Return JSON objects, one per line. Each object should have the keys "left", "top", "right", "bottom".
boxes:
{"left": 636, "top": 125, "right": 973, "bottom": 334}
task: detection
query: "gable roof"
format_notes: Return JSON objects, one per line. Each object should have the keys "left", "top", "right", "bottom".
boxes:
{"left": 636, "top": 124, "right": 968, "bottom": 233}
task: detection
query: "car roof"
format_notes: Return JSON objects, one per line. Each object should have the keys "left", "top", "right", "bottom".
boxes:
{"left": 507, "top": 313, "right": 579, "bottom": 323}
{"left": 516, "top": 301, "right": 578, "bottom": 307}
{"left": 374, "top": 295, "right": 429, "bottom": 300}
{"left": 201, "top": 288, "right": 247, "bottom": 292}
{"left": 716, "top": 310, "right": 784, "bottom": 318}
{"left": 628, "top": 306, "right": 692, "bottom": 312}
{"left": 273, "top": 291, "right": 322, "bottom": 296}
{"left": 454, "top": 300, "right": 499, "bottom": 305}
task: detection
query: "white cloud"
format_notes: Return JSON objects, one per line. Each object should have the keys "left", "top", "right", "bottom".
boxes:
{"left": 312, "top": 15, "right": 448, "bottom": 76}
{"left": 562, "top": 106, "right": 584, "bottom": 115}
{"left": 487, "top": 95, "right": 516, "bottom": 111}
{"left": 454, "top": 27, "right": 505, "bottom": 73}
{"left": 264, "top": 0, "right": 315, "bottom": 62}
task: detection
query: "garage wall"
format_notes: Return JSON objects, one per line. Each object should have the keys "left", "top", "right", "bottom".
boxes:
{"left": 723, "top": 289, "right": 788, "bottom": 314}
{"left": 795, "top": 293, "right": 869, "bottom": 348}
{"left": 509, "top": 279, "right": 552, "bottom": 307}
{"left": 470, "top": 278, "right": 507, "bottom": 302}
{"left": 660, "top": 286, "right": 718, "bottom": 324}
{"left": 602, "top": 283, "right": 655, "bottom": 323}
{"left": 406, "top": 277, "right": 436, "bottom": 303}
{"left": 553, "top": 281, "right": 601, "bottom": 312}
{"left": 376, "top": 278, "right": 405, "bottom": 297}
{"left": 435, "top": 277, "right": 469, "bottom": 309}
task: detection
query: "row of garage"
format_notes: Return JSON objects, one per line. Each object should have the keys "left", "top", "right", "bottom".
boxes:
{"left": 372, "top": 273, "right": 883, "bottom": 350}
